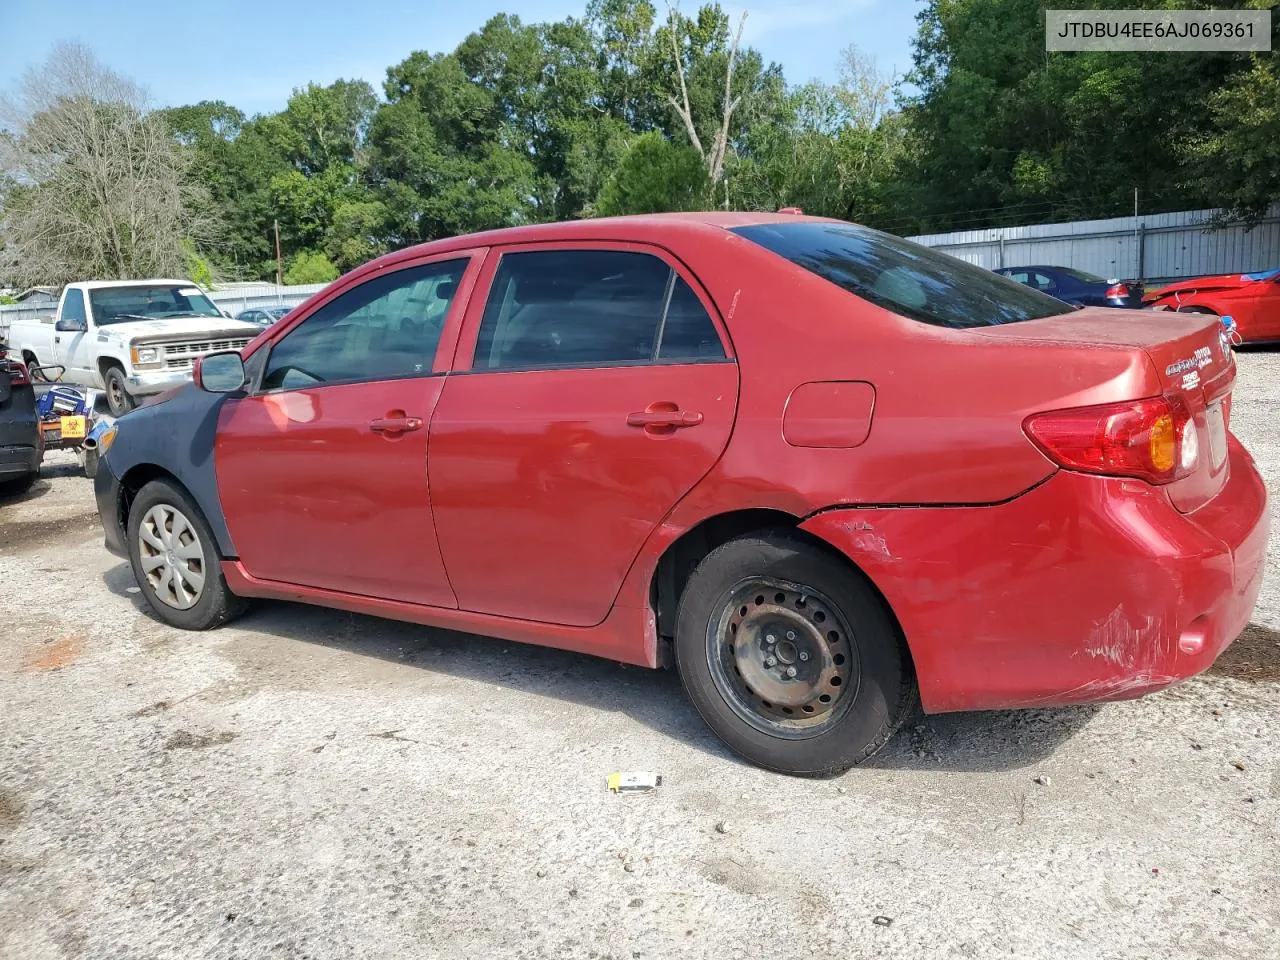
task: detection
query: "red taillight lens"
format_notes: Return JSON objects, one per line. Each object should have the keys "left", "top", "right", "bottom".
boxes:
{"left": 1105, "top": 283, "right": 1130, "bottom": 300}
{"left": 4, "top": 358, "right": 30, "bottom": 386}
{"left": 1024, "top": 396, "right": 1194, "bottom": 485}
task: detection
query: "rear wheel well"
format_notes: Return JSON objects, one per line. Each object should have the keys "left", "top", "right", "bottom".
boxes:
{"left": 650, "top": 508, "right": 916, "bottom": 681}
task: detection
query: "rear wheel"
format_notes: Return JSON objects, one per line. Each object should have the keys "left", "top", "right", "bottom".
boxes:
{"left": 23, "top": 353, "right": 44, "bottom": 382}
{"left": 104, "top": 365, "right": 135, "bottom": 417}
{"left": 127, "top": 479, "right": 247, "bottom": 630}
{"left": 675, "top": 532, "right": 915, "bottom": 776}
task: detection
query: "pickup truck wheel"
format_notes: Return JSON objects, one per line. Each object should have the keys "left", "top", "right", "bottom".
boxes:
{"left": 675, "top": 532, "right": 916, "bottom": 777}
{"left": 23, "top": 353, "right": 44, "bottom": 382}
{"left": 103, "top": 366, "right": 136, "bottom": 416}
{"left": 127, "top": 479, "right": 248, "bottom": 630}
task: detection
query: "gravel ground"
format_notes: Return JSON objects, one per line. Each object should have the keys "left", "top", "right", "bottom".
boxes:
{"left": 2, "top": 353, "right": 1278, "bottom": 960}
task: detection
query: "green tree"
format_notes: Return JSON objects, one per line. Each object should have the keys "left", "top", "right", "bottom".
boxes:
{"left": 595, "top": 132, "right": 710, "bottom": 214}
{"left": 283, "top": 250, "right": 339, "bottom": 284}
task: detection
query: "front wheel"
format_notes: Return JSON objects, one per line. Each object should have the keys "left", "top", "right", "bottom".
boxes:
{"left": 676, "top": 532, "right": 915, "bottom": 776}
{"left": 103, "top": 366, "right": 136, "bottom": 417}
{"left": 127, "top": 479, "right": 247, "bottom": 630}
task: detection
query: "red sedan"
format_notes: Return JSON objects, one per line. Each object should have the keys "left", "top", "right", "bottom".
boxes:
{"left": 92, "top": 214, "right": 1269, "bottom": 775}
{"left": 1144, "top": 267, "right": 1280, "bottom": 343}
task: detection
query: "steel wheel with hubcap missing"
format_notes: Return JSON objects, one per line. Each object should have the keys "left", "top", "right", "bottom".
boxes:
{"left": 137, "top": 504, "right": 206, "bottom": 609}
{"left": 708, "top": 578, "right": 858, "bottom": 738}
{"left": 675, "top": 532, "right": 914, "bottom": 776}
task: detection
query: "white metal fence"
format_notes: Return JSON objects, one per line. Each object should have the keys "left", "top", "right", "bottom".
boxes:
{"left": 908, "top": 205, "right": 1280, "bottom": 286}
{"left": 0, "top": 282, "right": 328, "bottom": 338}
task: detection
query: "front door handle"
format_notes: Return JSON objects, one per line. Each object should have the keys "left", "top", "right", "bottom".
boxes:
{"left": 626, "top": 410, "right": 703, "bottom": 428}
{"left": 370, "top": 412, "right": 423, "bottom": 436}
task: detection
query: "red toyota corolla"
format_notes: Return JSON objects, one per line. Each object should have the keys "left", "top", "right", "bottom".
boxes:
{"left": 93, "top": 214, "right": 1269, "bottom": 775}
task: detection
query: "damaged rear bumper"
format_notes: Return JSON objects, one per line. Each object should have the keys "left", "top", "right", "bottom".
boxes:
{"left": 799, "top": 435, "right": 1269, "bottom": 713}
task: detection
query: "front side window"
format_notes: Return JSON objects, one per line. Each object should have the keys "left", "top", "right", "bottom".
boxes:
{"left": 260, "top": 259, "right": 466, "bottom": 391}
{"left": 473, "top": 249, "right": 725, "bottom": 371}
{"left": 732, "top": 222, "right": 1074, "bottom": 329}
{"left": 89, "top": 285, "right": 221, "bottom": 325}
{"left": 62, "top": 289, "right": 86, "bottom": 323}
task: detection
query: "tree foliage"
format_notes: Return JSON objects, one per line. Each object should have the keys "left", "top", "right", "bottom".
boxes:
{"left": 3, "top": 2, "right": 1275, "bottom": 288}
{"left": 0, "top": 43, "right": 216, "bottom": 286}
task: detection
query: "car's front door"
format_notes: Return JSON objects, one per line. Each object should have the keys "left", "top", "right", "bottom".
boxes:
{"left": 52, "top": 289, "right": 93, "bottom": 385}
{"left": 428, "top": 244, "right": 740, "bottom": 627}
{"left": 215, "top": 252, "right": 480, "bottom": 606}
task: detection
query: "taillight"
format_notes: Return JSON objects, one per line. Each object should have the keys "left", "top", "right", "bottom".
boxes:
{"left": 4, "top": 358, "right": 30, "bottom": 386}
{"left": 1024, "top": 396, "right": 1196, "bottom": 485}
{"left": 1105, "top": 282, "right": 1131, "bottom": 300}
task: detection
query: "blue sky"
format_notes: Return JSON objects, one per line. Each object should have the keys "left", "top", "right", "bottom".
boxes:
{"left": 0, "top": 0, "right": 921, "bottom": 117}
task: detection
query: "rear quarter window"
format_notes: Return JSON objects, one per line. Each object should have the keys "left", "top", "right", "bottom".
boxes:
{"left": 732, "top": 222, "right": 1074, "bottom": 329}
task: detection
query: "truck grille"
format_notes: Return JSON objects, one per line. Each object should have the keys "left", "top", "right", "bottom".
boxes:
{"left": 163, "top": 339, "right": 253, "bottom": 370}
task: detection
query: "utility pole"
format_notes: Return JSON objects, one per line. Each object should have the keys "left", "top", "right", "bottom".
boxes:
{"left": 1133, "top": 188, "right": 1140, "bottom": 282}
{"left": 274, "top": 219, "right": 283, "bottom": 287}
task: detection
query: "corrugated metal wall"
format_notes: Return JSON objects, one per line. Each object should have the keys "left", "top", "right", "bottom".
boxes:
{"left": 909, "top": 205, "right": 1280, "bottom": 286}
{"left": 0, "top": 282, "right": 328, "bottom": 338}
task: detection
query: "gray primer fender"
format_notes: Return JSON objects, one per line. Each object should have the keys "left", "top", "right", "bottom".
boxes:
{"left": 105, "top": 383, "right": 238, "bottom": 558}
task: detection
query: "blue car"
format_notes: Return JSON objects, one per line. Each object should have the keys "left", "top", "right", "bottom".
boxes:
{"left": 994, "top": 266, "right": 1145, "bottom": 309}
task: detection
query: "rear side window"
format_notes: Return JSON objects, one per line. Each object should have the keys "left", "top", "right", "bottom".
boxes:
{"left": 62, "top": 289, "right": 86, "bottom": 323}
{"left": 732, "top": 222, "right": 1073, "bottom": 329}
{"left": 473, "top": 249, "right": 725, "bottom": 371}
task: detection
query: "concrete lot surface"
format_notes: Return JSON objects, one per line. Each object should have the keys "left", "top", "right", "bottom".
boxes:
{"left": 2, "top": 354, "right": 1278, "bottom": 960}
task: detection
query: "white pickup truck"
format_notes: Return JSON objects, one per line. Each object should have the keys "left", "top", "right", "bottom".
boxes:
{"left": 8, "top": 280, "right": 262, "bottom": 416}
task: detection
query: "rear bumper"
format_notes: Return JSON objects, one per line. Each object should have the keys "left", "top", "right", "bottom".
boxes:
{"left": 0, "top": 444, "right": 39, "bottom": 478}
{"left": 800, "top": 436, "right": 1269, "bottom": 713}
{"left": 94, "top": 457, "right": 128, "bottom": 558}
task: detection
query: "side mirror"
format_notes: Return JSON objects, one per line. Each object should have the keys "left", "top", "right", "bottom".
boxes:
{"left": 55, "top": 317, "right": 86, "bottom": 332}
{"left": 194, "top": 351, "right": 246, "bottom": 393}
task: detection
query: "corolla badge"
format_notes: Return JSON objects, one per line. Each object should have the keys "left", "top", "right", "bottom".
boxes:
{"left": 1165, "top": 346, "right": 1214, "bottom": 377}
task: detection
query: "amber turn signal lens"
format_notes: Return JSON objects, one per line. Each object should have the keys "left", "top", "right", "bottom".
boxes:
{"left": 1149, "top": 413, "right": 1176, "bottom": 473}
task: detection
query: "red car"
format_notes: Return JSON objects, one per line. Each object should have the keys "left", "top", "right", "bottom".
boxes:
{"left": 1144, "top": 268, "right": 1280, "bottom": 343}
{"left": 93, "top": 214, "right": 1269, "bottom": 775}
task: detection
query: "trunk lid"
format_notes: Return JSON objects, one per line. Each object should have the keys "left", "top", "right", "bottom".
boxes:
{"left": 973, "top": 307, "right": 1234, "bottom": 512}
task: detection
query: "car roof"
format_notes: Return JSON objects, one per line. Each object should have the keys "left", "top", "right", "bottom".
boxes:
{"left": 359, "top": 212, "right": 833, "bottom": 274}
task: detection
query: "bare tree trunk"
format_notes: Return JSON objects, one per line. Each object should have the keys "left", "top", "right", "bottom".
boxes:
{"left": 664, "top": 5, "right": 748, "bottom": 190}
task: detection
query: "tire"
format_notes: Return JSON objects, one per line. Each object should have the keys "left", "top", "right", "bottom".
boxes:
{"left": 127, "top": 478, "right": 247, "bottom": 630}
{"left": 675, "top": 532, "right": 916, "bottom": 777}
{"left": 0, "top": 472, "right": 39, "bottom": 498}
{"left": 103, "top": 365, "right": 136, "bottom": 417}
{"left": 23, "top": 353, "right": 44, "bottom": 382}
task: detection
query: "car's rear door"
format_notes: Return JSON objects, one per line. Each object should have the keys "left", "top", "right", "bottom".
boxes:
{"left": 428, "top": 242, "right": 739, "bottom": 627}
{"left": 215, "top": 251, "right": 482, "bottom": 606}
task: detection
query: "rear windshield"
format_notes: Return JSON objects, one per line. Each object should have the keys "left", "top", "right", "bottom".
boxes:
{"left": 732, "top": 222, "right": 1074, "bottom": 329}
{"left": 1057, "top": 267, "right": 1106, "bottom": 283}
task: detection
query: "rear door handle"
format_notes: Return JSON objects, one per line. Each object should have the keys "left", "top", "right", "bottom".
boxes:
{"left": 626, "top": 408, "right": 704, "bottom": 429}
{"left": 370, "top": 414, "right": 423, "bottom": 435}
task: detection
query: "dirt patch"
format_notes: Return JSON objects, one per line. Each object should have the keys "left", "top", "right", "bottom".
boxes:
{"left": 164, "top": 730, "right": 238, "bottom": 751}
{"left": 0, "top": 789, "right": 23, "bottom": 832}
{"left": 131, "top": 700, "right": 173, "bottom": 718}
{"left": 1211, "top": 624, "right": 1280, "bottom": 684}
{"left": 23, "top": 632, "right": 86, "bottom": 672}
{"left": 0, "top": 511, "right": 101, "bottom": 553}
